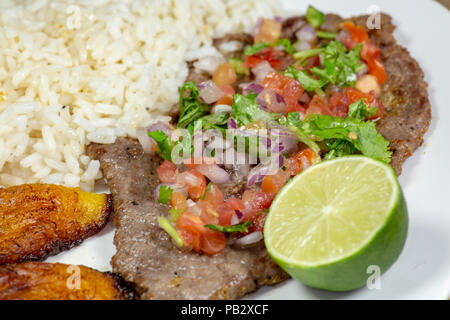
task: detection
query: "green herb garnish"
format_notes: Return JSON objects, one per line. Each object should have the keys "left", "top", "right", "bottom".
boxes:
{"left": 178, "top": 82, "right": 210, "bottom": 129}
{"left": 148, "top": 130, "right": 175, "bottom": 161}
{"left": 229, "top": 58, "right": 250, "bottom": 76}
{"left": 205, "top": 221, "right": 253, "bottom": 233}
{"left": 158, "top": 185, "right": 174, "bottom": 204}
{"left": 306, "top": 5, "right": 325, "bottom": 28}
{"left": 317, "top": 31, "right": 337, "bottom": 39}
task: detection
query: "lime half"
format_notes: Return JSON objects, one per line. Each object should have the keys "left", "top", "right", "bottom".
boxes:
{"left": 264, "top": 156, "right": 408, "bottom": 291}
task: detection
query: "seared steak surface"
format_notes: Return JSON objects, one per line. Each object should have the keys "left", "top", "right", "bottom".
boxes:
{"left": 88, "top": 13, "right": 430, "bottom": 300}
{"left": 87, "top": 139, "right": 288, "bottom": 300}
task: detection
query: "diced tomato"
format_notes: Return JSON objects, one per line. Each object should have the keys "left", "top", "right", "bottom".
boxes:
{"left": 343, "top": 21, "right": 369, "bottom": 43}
{"left": 366, "top": 57, "right": 388, "bottom": 85}
{"left": 285, "top": 149, "right": 318, "bottom": 177}
{"left": 241, "top": 189, "right": 274, "bottom": 221}
{"left": 214, "top": 85, "right": 235, "bottom": 106}
{"left": 157, "top": 160, "right": 178, "bottom": 183}
{"left": 225, "top": 198, "right": 245, "bottom": 211}
{"left": 213, "top": 63, "right": 237, "bottom": 86}
{"left": 203, "top": 184, "right": 224, "bottom": 207}
{"left": 176, "top": 213, "right": 203, "bottom": 251}
{"left": 245, "top": 212, "right": 268, "bottom": 234}
{"left": 328, "top": 91, "right": 349, "bottom": 118}
{"left": 177, "top": 212, "right": 226, "bottom": 255}
{"left": 254, "top": 19, "right": 282, "bottom": 44}
{"left": 200, "top": 228, "right": 226, "bottom": 255}
{"left": 170, "top": 192, "right": 188, "bottom": 212}
{"left": 342, "top": 21, "right": 387, "bottom": 85}
{"left": 196, "top": 200, "right": 219, "bottom": 225}
{"left": 306, "top": 95, "right": 333, "bottom": 116}
{"left": 243, "top": 48, "right": 283, "bottom": 69}
{"left": 216, "top": 203, "right": 235, "bottom": 226}
{"left": 178, "top": 169, "right": 207, "bottom": 199}
{"left": 261, "top": 170, "right": 289, "bottom": 194}
{"left": 262, "top": 72, "right": 305, "bottom": 113}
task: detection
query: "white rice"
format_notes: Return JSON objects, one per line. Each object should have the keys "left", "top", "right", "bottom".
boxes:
{"left": 0, "top": 0, "right": 281, "bottom": 191}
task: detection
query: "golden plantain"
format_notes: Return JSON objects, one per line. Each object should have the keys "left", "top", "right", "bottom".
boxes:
{"left": 0, "top": 184, "right": 112, "bottom": 264}
{"left": 0, "top": 262, "right": 135, "bottom": 300}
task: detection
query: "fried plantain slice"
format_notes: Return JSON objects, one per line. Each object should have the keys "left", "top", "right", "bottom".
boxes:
{"left": 0, "top": 262, "right": 135, "bottom": 300}
{"left": 0, "top": 184, "right": 112, "bottom": 264}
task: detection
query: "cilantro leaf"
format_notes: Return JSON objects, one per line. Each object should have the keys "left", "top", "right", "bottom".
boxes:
{"left": 158, "top": 185, "right": 173, "bottom": 204}
{"left": 244, "top": 38, "right": 296, "bottom": 56}
{"left": 229, "top": 58, "right": 250, "bottom": 76}
{"left": 178, "top": 82, "right": 210, "bottom": 129}
{"left": 244, "top": 42, "right": 271, "bottom": 55}
{"left": 306, "top": 5, "right": 325, "bottom": 28}
{"left": 324, "top": 139, "right": 358, "bottom": 160}
{"left": 302, "top": 114, "right": 392, "bottom": 163}
{"left": 205, "top": 221, "right": 253, "bottom": 233}
{"left": 310, "top": 41, "right": 362, "bottom": 88}
{"left": 232, "top": 93, "right": 278, "bottom": 126}
{"left": 187, "top": 112, "right": 230, "bottom": 135}
{"left": 148, "top": 130, "right": 175, "bottom": 161}
{"left": 284, "top": 66, "right": 328, "bottom": 92}
{"left": 347, "top": 99, "right": 378, "bottom": 121}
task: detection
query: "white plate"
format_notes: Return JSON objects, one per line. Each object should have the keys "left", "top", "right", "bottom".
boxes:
{"left": 48, "top": 0, "right": 450, "bottom": 300}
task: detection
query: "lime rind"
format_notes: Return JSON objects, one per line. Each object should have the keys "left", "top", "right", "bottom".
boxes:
{"left": 264, "top": 156, "right": 408, "bottom": 291}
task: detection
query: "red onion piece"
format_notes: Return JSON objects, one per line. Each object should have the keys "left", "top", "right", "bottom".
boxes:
{"left": 136, "top": 127, "right": 155, "bottom": 155}
{"left": 299, "top": 92, "right": 312, "bottom": 105}
{"left": 357, "top": 63, "right": 369, "bottom": 79}
{"left": 295, "top": 40, "right": 312, "bottom": 52}
{"left": 196, "top": 164, "right": 231, "bottom": 185}
{"left": 296, "top": 24, "right": 317, "bottom": 43}
{"left": 227, "top": 118, "right": 237, "bottom": 129}
{"left": 247, "top": 158, "right": 282, "bottom": 186}
{"left": 230, "top": 214, "right": 240, "bottom": 226}
{"left": 235, "top": 231, "right": 263, "bottom": 247}
{"left": 252, "top": 61, "right": 273, "bottom": 84}
{"left": 198, "top": 80, "right": 224, "bottom": 104}
{"left": 148, "top": 121, "right": 172, "bottom": 136}
{"left": 243, "top": 83, "right": 264, "bottom": 96}
{"left": 256, "top": 89, "right": 287, "bottom": 113}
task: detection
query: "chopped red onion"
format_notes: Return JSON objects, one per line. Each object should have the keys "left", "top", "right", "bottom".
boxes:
{"left": 247, "top": 158, "right": 282, "bottom": 186}
{"left": 256, "top": 89, "right": 287, "bottom": 113}
{"left": 252, "top": 61, "right": 273, "bottom": 84}
{"left": 243, "top": 83, "right": 264, "bottom": 96}
{"left": 295, "top": 40, "right": 312, "bottom": 52}
{"left": 196, "top": 164, "right": 231, "bottom": 185}
{"left": 296, "top": 24, "right": 317, "bottom": 43}
{"left": 193, "top": 56, "right": 223, "bottom": 75}
{"left": 235, "top": 210, "right": 244, "bottom": 219}
{"left": 198, "top": 80, "right": 224, "bottom": 104}
{"left": 136, "top": 127, "right": 155, "bottom": 155}
{"left": 227, "top": 118, "right": 237, "bottom": 129}
{"left": 336, "top": 29, "right": 351, "bottom": 47}
{"left": 357, "top": 63, "right": 369, "bottom": 79}
{"left": 235, "top": 231, "right": 263, "bottom": 247}
{"left": 230, "top": 214, "right": 240, "bottom": 226}
{"left": 148, "top": 121, "right": 172, "bottom": 136}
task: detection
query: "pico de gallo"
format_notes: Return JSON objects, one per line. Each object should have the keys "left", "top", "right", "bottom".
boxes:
{"left": 137, "top": 5, "right": 392, "bottom": 256}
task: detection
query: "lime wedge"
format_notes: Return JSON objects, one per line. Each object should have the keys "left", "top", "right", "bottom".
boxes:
{"left": 264, "top": 156, "right": 408, "bottom": 291}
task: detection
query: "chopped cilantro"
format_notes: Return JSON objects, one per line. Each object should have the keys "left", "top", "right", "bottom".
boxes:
{"left": 169, "top": 208, "right": 182, "bottom": 223}
{"left": 317, "top": 31, "right": 337, "bottom": 39}
{"left": 229, "top": 58, "right": 250, "bottom": 76}
{"left": 302, "top": 114, "right": 392, "bottom": 163}
{"left": 178, "top": 82, "right": 210, "bottom": 129}
{"left": 158, "top": 185, "right": 173, "bottom": 204}
{"left": 148, "top": 130, "right": 175, "bottom": 161}
{"left": 306, "top": 5, "right": 325, "bottom": 28}
{"left": 244, "top": 38, "right": 296, "bottom": 56}
{"left": 284, "top": 66, "right": 328, "bottom": 92}
{"left": 205, "top": 221, "right": 253, "bottom": 233}
{"left": 232, "top": 93, "right": 278, "bottom": 126}
{"left": 347, "top": 99, "right": 379, "bottom": 121}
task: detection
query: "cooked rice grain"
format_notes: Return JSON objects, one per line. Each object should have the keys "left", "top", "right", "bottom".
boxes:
{"left": 0, "top": 0, "right": 281, "bottom": 191}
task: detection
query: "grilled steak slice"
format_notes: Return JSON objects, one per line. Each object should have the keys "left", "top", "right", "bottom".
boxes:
{"left": 87, "top": 139, "right": 288, "bottom": 300}
{"left": 321, "top": 13, "right": 431, "bottom": 175}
